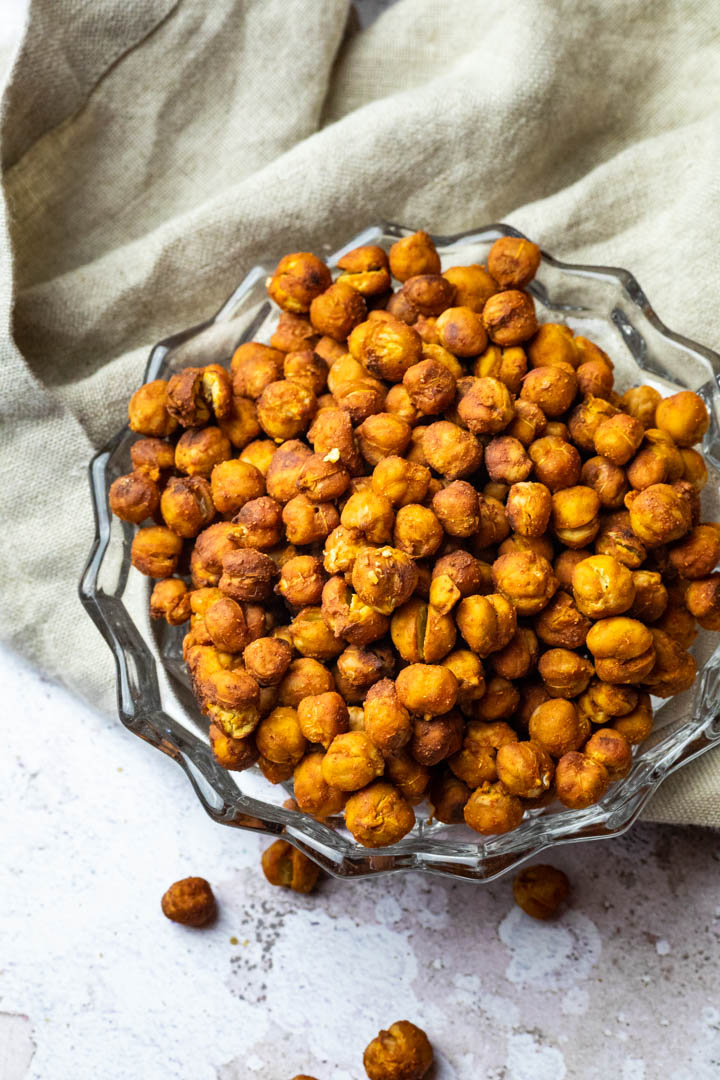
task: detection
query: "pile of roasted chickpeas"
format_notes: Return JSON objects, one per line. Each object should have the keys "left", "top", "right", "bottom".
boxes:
{"left": 112, "top": 230, "right": 720, "bottom": 848}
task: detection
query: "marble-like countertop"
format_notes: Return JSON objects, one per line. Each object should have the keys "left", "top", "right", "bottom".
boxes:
{"left": 1, "top": 643, "right": 719, "bottom": 1080}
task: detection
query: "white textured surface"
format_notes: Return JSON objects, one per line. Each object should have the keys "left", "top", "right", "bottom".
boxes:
{"left": 1, "top": 643, "right": 720, "bottom": 1080}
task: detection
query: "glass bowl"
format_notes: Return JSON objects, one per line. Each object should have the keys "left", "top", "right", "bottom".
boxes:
{"left": 79, "top": 223, "right": 720, "bottom": 883}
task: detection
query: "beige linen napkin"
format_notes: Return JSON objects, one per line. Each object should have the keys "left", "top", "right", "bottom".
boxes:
{"left": 1, "top": 0, "right": 718, "bottom": 825}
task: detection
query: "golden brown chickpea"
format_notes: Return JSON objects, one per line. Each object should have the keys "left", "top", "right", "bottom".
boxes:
{"left": 586, "top": 616, "right": 656, "bottom": 683}
{"left": 497, "top": 740, "right": 554, "bottom": 799}
{"left": 109, "top": 470, "right": 160, "bottom": 524}
{"left": 161, "top": 876, "right": 216, "bottom": 926}
{"left": 580, "top": 456, "right": 628, "bottom": 510}
{"left": 429, "top": 770, "right": 471, "bottom": 823}
{"left": 231, "top": 496, "right": 283, "bottom": 551}
{"left": 475, "top": 675, "right": 520, "bottom": 721}
{"left": 321, "top": 576, "right": 390, "bottom": 645}
{"left": 208, "top": 722, "right": 258, "bottom": 772}
{"left": 297, "top": 691, "right": 349, "bottom": 748}
{"left": 628, "top": 570, "right": 668, "bottom": 622}
{"left": 388, "top": 230, "right": 441, "bottom": 282}
{"left": 267, "top": 252, "right": 331, "bottom": 313}
{"left": 240, "top": 438, "right": 276, "bottom": 478}
{"left": 293, "top": 753, "right": 346, "bottom": 818}
{"left": 199, "top": 668, "right": 261, "bottom": 738}
{"left": 190, "top": 522, "right": 242, "bottom": 587}
{"left": 584, "top": 727, "right": 633, "bottom": 781}
{"left": 529, "top": 699, "right": 588, "bottom": 758}
{"left": 175, "top": 427, "right": 231, "bottom": 478}
{"left": 128, "top": 379, "right": 178, "bottom": 438}
{"left": 621, "top": 385, "right": 662, "bottom": 428}
{"left": 209, "top": 459, "right": 264, "bottom": 516}
{"left": 399, "top": 274, "right": 455, "bottom": 318}
{"left": 150, "top": 578, "right": 191, "bottom": 625}
{"left": 505, "top": 481, "right": 552, "bottom": 537}
{"left": 551, "top": 485, "right": 601, "bottom": 548}
{"left": 464, "top": 780, "right": 524, "bottom": 834}
{"left": 401, "top": 359, "right": 456, "bottom": 416}
{"left": 538, "top": 648, "right": 594, "bottom": 698}
{"left": 130, "top": 436, "right": 176, "bottom": 483}
{"left": 513, "top": 865, "right": 570, "bottom": 920}
{"left": 506, "top": 399, "right": 547, "bottom": 446}
{"left": 434, "top": 305, "right": 488, "bottom": 356}
{"left": 473, "top": 343, "right": 527, "bottom": 396}
{"left": 372, "top": 456, "right": 431, "bottom": 509}
{"left": 322, "top": 525, "right": 367, "bottom": 577}
{"left": 641, "top": 628, "right": 697, "bottom": 697}
{"left": 555, "top": 751, "right": 609, "bottom": 809}
{"left": 625, "top": 482, "right": 692, "bottom": 547}
{"left": 431, "top": 481, "right": 480, "bottom": 537}
{"left": 131, "top": 525, "right": 183, "bottom": 578}
{"left": 551, "top": 548, "right": 587, "bottom": 590}
{"left": 392, "top": 505, "right": 444, "bottom": 559}
{"left": 307, "top": 406, "right": 362, "bottom": 473}
{"left": 261, "top": 839, "right": 320, "bottom": 893}
{"left": 276, "top": 555, "right": 325, "bottom": 609}
{"left": 230, "top": 342, "right": 285, "bottom": 399}
{"left": 482, "top": 288, "right": 538, "bottom": 346}
{"left": 320, "top": 728, "right": 385, "bottom": 791}
{"left": 376, "top": 755, "right": 426, "bottom": 808}
{"left": 263, "top": 442, "right": 313, "bottom": 505}
{"left": 571, "top": 554, "right": 635, "bottom": 618}
{"left": 576, "top": 358, "right": 614, "bottom": 399}
{"left": 442, "top": 263, "right": 498, "bottom": 310}
{"left": 655, "top": 389, "right": 709, "bottom": 447}
{"left": 433, "top": 549, "right": 492, "bottom": 597}
{"left": 488, "top": 235, "right": 541, "bottom": 288}
{"left": 484, "top": 479, "right": 510, "bottom": 501}
{"left": 528, "top": 322, "right": 579, "bottom": 369}
{"left": 351, "top": 546, "right": 419, "bottom": 615}
{"left": 278, "top": 657, "right": 335, "bottom": 707}
{"left": 384, "top": 383, "right": 422, "bottom": 425}
{"left": 490, "top": 624, "right": 537, "bottom": 677}
{"left": 613, "top": 692, "right": 653, "bottom": 744}
{"left": 360, "top": 679, "right": 411, "bottom": 755}
{"left": 283, "top": 349, "right": 328, "bottom": 397}
{"left": 471, "top": 497, "right": 509, "bottom": 553}
{"left": 440, "top": 650, "right": 486, "bottom": 709}
{"left": 345, "top": 780, "right": 416, "bottom": 847}
{"left": 282, "top": 494, "right": 339, "bottom": 546}
{"left": 593, "top": 412, "right": 644, "bottom": 466}
{"left": 309, "top": 280, "right": 367, "bottom": 341}
{"left": 534, "top": 590, "right": 591, "bottom": 649}
{"left": 456, "top": 593, "right": 517, "bottom": 657}
{"left": 255, "top": 705, "right": 306, "bottom": 765}
{"left": 257, "top": 380, "right": 316, "bottom": 441}
{"left": 679, "top": 447, "right": 708, "bottom": 491}
{"left": 270, "top": 310, "right": 319, "bottom": 353}
{"left": 493, "top": 549, "right": 558, "bottom": 616}
{"left": 484, "top": 434, "right": 533, "bottom": 487}
{"left": 363, "top": 1019, "right": 434, "bottom": 1080}
{"left": 411, "top": 710, "right": 465, "bottom": 766}
{"left": 357, "top": 413, "right": 412, "bottom": 465}
{"left": 428, "top": 574, "right": 461, "bottom": 615}
{"left": 289, "top": 606, "right": 344, "bottom": 660}
{"left": 349, "top": 315, "right": 423, "bottom": 382}
{"left": 257, "top": 756, "right": 294, "bottom": 784}
{"left": 457, "top": 376, "right": 514, "bottom": 434}
{"left": 202, "top": 596, "right": 247, "bottom": 651}
{"left": 160, "top": 476, "right": 214, "bottom": 538}
{"left": 395, "top": 663, "right": 458, "bottom": 716}
{"left": 341, "top": 490, "right": 395, "bottom": 544}
{"left": 242, "top": 636, "right": 293, "bottom": 687}
{"left": 220, "top": 548, "right": 278, "bottom": 602}
{"left": 686, "top": 573, "right": 720, "bottom": 630}
{"left": 336, "top": 244, "right": 391, "bottom": 296}
{"left": 422, "top": 420, "right": 484, "bottom": 479}
{"left": 411, "top": 314, "right": 439, "bottom": 344}
{"left": 568, "top": 396, "right": 618, "bottom": 453}
{"left": 528, "top": 436, "right": 581, "bottom": 492}
{"left": 520, "top": 365, "right": 577, "bottom": 418}
{"left": 668, "top": 524, "right": 720, "bottom": 579}
{"left": 576, "top": 679, "right": 638, "bottom": 726}
{"left": 594, "top": 511, "right": 646, "bottom": 569}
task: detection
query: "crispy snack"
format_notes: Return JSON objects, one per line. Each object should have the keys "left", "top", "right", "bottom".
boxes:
{"left": 161, "top": 877, "right": 216, "bottom": 926}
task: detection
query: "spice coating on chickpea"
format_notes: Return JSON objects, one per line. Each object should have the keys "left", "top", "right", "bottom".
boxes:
{"left": 572, "top": 554, "right": 635, "bottom": 618}
{"left": 161, "top": 877, "right": 216, "bottom": 926}
{"left": 128, "top": 379, "right": 178, "bottom": 437}
{"left": 109, "top": 470, "right": 161, "bottom": 524}
{"left": 458, "top": 376, "right": 515, "bottom": 434}
{"left": 655, "top": 390, "right": 709, "bottom": 447}
{"left": 267, "top": 252, "right": 331, "bottom": 313}
{"left": 422, "top": 420, "right": 484, "bottom": 479}
{"left": 464, "top": 780, "right": 524, "bottom": 834}
{"left": 529, "top": 698, "right": 588, "bottom": 758}
{"left": 555, "top": 751, "right": 609, "bottom": 809}
{"left": 363, "top": 1019, "right": 434, "bottom": 1080}
{"left": 345, "top": 781, "right": 416, "bottom": 847}
{"left": 261, "top": 839, "right": 320, "bottom": 893}
{"left": 482, "top": 289, "right": 538, "bottom": 345}
{"left": 513, "top": 864, "right": 570, "bottom": 919}
{"left": 625, "top": 483, "right": 692, "bottom": 547}
{"left": 395, "top": 664, "right": 458, "bottom": 716}
{"left": 131, "top": 526, "right": 183, "bottom": 578}
{"left": 488, "top": 236, "right": 541, "bottom": 288}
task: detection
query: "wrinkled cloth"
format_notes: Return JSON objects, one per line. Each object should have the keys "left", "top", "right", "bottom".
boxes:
{"left": 1, "top": 0, "right": 719, "bottom": 825}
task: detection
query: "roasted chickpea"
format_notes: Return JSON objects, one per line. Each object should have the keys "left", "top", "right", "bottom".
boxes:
{"left": 257, "top": 380, "right": 316, "bottom": 441}
{"left": 219, "top": 549, "right": 277, "bottom": 605}
{"left": 440, "top": 650, "right": 486, "bottom": 709}
{"left": 208, "top": 459, "right": 264, "bottom": 517}
{"left": 576, "top": 679, "right": 638, "bottom": 726}
{"left": 241, "top": 636, "right": 292, "bottom": 687}
{"left": 430, "top": 481, "right": 480, "bottom": 537}
{"left": 191, "top": 522, "right": 242, "bottom": 587}
{"left": 679, "top": 447, "right": 708, "bottom": 491}
{"left": 552, "top": 548, "right": 588, "bottom": 590}
{"left": 388, "top": 230, "right": 441, "bottom": 282}
{"left": 586, "top": 616, "right": 656, "bottom": 683}
{"left": 292, "top": 753, "right": 346, "bottom": 819}
{"left": 433, "top": 549, "right": 492, "bottom": 598}
{"left": 275, "top": 555, "right": 325, "bottom": 609}
{"left": 538, "top": 648, "right": 594, "bottom": 698}
{"left": 576, "top": 357, "right": 614, "bottom": 399}
{"left": 490, "top": 627, "right": 537, "bottom": 680}
{"left": 580, "top": 456, "right": 628, "bottom": 510}
{"left": 201, "top": 596, "right": 247, "bottom": 651}
{"left": 482, "top": 289, "right": 538, "bottom": 345}
{"left": 568, "top": 396, "right": 618, "bottom": 453}
{"left": 392, "top": 504, "right": 444, "bottom": 559}
{"left": 528, "top": 436, "right": 581, "bottom": 492}
{"left": 473, "top": 343, "right": 527, "bottom": 396}
{"left": 528, "top": 322, "right": 579, "bottom": 369}
{"left": 278, "top": 657, "right": 335, "bottom": 707}
{"left": 506, "top": 398, "right": 547, "bottom": 446}
{"left": 336, "top": 244, "right": 391, "bottom": 296}
{"left": 395, "top": 663, "right": 458, "bottom": 716}
{"left": 267, "top": 252, "right": 331, "bottom": 313}
{"left": 357, "top": 413, "right": 412, "bottom": 465}
{"left": 593, "top": 412, "right": 644, "bottom": 466}
{"left": 230, "top": 342, "right": 284, "bottom": 400}
{"left": 686, "top": 573, "right": 720, "bottom": 630}
{"left": 488, "top": 235, "right": 541, "bottom": 288}
{"left": 464, "top": 780, "right": 524, "bottom": 834}
{"left": 289, "top": 606, "right": 344, "bottom": 660}
{"left": 583, "top": 727, "right": 633, "bottom": 782}
{"left": 498, "top": 534, "right": 554, "bottom": 561}
{"left": 308, "top": 280, "right": 366, "bottom": 341}
{"left": 161, "top": 876, "right": 216, "bottom": 926}
{"left": 175, "top": 427, "right": 231, "bottom": 478}
{"left": 621, "top": 385, "right": 661, "bottom": 428}
{"left": 655, "top": 390, "right": 709, "bottom": 447}
{"left": 625, "top": 483, "right": 692, "bottom": 547}
{"left": 199, "top": 667, "right": 261, "bottom": 738}
{"left": 422, "top": 420, "right": 484, "bottom": 479}
{"left": 358, "top": 679, "right": 411, "bottom": 755}
{"left": 261, "top": 839, "right": 320, "bottom": 893}
{"left": 534, "top": 590, "right": 591, "bottom": 649}
{"left": 280, "top": 494, "right": 338, "bottom": 546}
{"left": 411, "top": 710, "right": 465, "bottom": 766}
{"left": 668, "top": 524, "right": 720, "bottom": 579}
{"left": 398, "top": 274, "right": 454, "bottom": 318}
{"left": 344, "top": 780, "right": 415, "bottom": 847}
{"left": 448, "top": 718, "right": 513, "bottom": 786}
{"left": 270, "top": 310, "right": 319, "bottom": 353}
{"left": 497, "top": 740, "right": 554, "bottom": 799}
{"left": 529, "top": 699, "right": 588, "bottom": 758}
{"left": 384, "top": 383, "right": 422, "bottom": 425}
{"left": 594, "top": 511, "right": 646, "bottom": 569}
{"left": 493, "top": 549, "right": 557, "bottom": 616}
{"left": 307, "top": 406, "right": 362, "bottom": 473}
{"left": 260, "top": 442, "right": 310, "bottom": 505}
{"left": 442, "top": 263, "right": 498, "bottom": 310}
{"left": 240, "top": 439, "right": 276, "bottom": 479}
{"left": 429, "top": 770, "right": 471, "bottom": 823}
{"left": 505, "top": 481, "right": 552, "bottom": 537}
{"left": 613, "top": 692, "right": 653, "bottom": 744}
{"left": 322, "top": 525, "right": 367, "bottom": 577}
{"left": 628, "top": 570, "right": 668, "bottom": 622}
{"left": 350, "top": 547, "right": 418, "bottom": 615}
{"left": 214, "top": 394, "right": 260, "bottom": 454}
{"left": 371, "top": 456, "right": 431, "bottom": 509}
{"left": 255, "top": 705, "right": 306, "bottom": 766}
{"left": 480, "top": 439, "right": 530, "bottom": 491}
{"left": 457, "top": 376, "right": 514, "bottom": 434}
{"left": 641, "top": 628, "right": 697, "bottom": 697}
{"left": 282, "top": 349, "right": 328, "bottom": 397}
{"left": 513, "top": 864, "right": 570, "bottom": 919}
{"left": 571, "top": 554, "right": 635, "bottom": 618}
{"left": 456, "top": 593, "right": 517, "bottom": 656}
{"left": 131, "top": 525, "right": 183, "bottom": 578}
{"left": 258, "top": 756, "right": 294, "bottom": 784}
{"left": 555, "top": 751, "right": 609, "bottom": 809}
{"left": 109, "top": 470, "right": 160, "bottom": 524}
{"left": 341, "top": 490, "right": 395, "bottom": 544}
{"left": 150, "top": 578, "right": 191, "bottom": 625}
{"left": 475, "top": 675, "right": 520, "bottom": 721}
{"left": 296, "top": 691, "right": 349, "bottom": 749}
{"left": 551, "top": 485, "right": 601, "bottom": 548}
{"left": 349, "top": 315, "right": 423, "bottom": 382}
{"left": 521, "top": 365, "right": 577, "bottom": 418}
{"left": 400, "top": 359, "right": 455, "bottom": 416}
{"left": 158, "top": 476, "right": 213, "bottom": 538}
{"left": 433, "top": 304, "right": 488, "bottom": 356}
{"left": 208, "top": 723, "right": 258, "bottom": 772}
{"left": 128, "top": 379, "right": 178, "bottom": 439}
{"left": 321, "top": 576, "right": 390, "bottom": 645}
{"left": 129, "top": 437, "right": 176, "bottom": 483}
